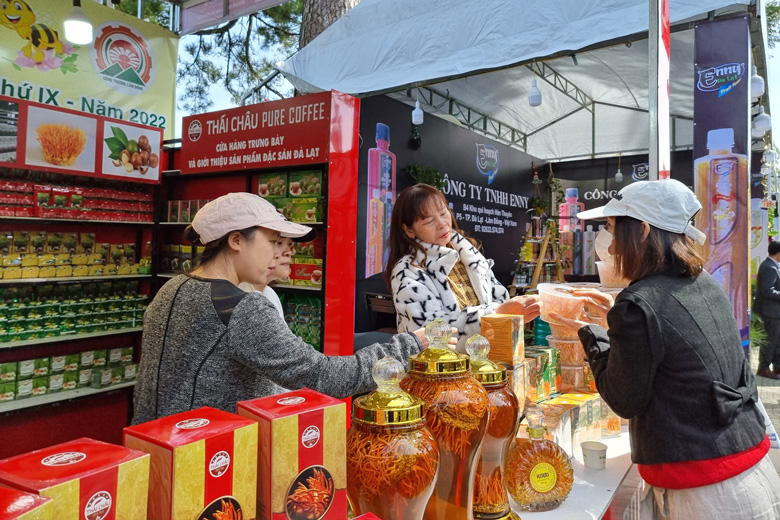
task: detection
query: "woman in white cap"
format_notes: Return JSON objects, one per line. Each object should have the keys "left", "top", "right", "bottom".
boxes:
{"left": 132, "top": 192, "right": 447, "bottom": 424}
{"left": 551, "top": 179, "right": 780, "bottom": 519}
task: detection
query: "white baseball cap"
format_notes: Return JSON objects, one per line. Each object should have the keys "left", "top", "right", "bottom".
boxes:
{"left": 192, "top": 192, "right": 312, "bottom": 244}
{"left": 576, "top": 179, "right": 706, "bottom": 245}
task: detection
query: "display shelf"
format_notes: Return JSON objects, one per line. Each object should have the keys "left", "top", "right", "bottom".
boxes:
{"left": 0, "top": 381, "right": 137, "bottom": 414}
{"left": 0, "top": 216, "right": 152, "bottom": 225}
{"left": 159, "top": 222, "right": 190, "bottom": 226}
{"left": 0, "top": 328, "right": 143, "bottom": 351}
{"left": 0, "top": 275, "right": 152, "bottom": 285}
{"left": 272, "top": 285, "right": 322, "bottom": 292}
{"left": 156, "top": 273, "right": 177, "bottom": 278}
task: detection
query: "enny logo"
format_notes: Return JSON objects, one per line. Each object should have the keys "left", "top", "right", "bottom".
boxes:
{"left": 696, "top": 62, "right": 745, "bottom": 98}
{"left": 476, "top": 143, "right": 500, "bottom": 184}
{"left": 90, "top": 23, "right": 155, "bottom": 95}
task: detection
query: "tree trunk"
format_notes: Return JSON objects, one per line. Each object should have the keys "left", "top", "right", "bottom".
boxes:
{"left": 299, "top": 0, "right": 361, "bottom": 49}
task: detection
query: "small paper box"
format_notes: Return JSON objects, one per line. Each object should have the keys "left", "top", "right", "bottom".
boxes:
{"left": 526, "top": 346, "right": 562, "bottom": 394}
{"left": 62, "top": 373, "right": 78, "bottom": 391}
{"left": 123, "top": 407, "right": 258, "bottom": 520}
{"left": 0, "top": 382, "right": 14, "bottom": 402}
{"left": 480, "top": 314, "right": 525, "bottom": 366}
{"left": 291, "top": 197, "right": 323, "bottom": 223}
{"left": 167, "top": 201, "right": 180, "bottom": 223}
{"left": 288, "top": 170, "right": 322, "bottom": 197}
{"left": 0, "top": 362, "right": 16, "bottom": 382}
{"left": 292, "top": 259, "right": 323, "bottom": 287}
{"left": 90, "top": 369, "right": 112, "bottom": 389}
{"left": 122, "top": 364, "right": 137, "bottom": 382}
{"left": 258, "top": 172, "right": 288, "bottom": 198}
{"left": 92, "top": 350, "right": 107, "bottom": 368}
{"left": 524, "top": 353, "right": 551, "bottom": 403}
{"left": 79, "top": 351, "right": 94, "bottom": 368}
{"left": 270, "top": 198, "right": 294, "bottom": 220}
{"left": 0, "top": 485, "right": 53, "bottom": 520}
{"left": 0, "top": 438, "right": 149, "bottom": 520}
{"left": 292, "top": 235, "right": 323, "bottom": 259}
{"left": 77, "top": 369, "right": 92, "bottom": 388}
{"left": 237, "top": 388, "right": 347, "bottom": 520}
{"left": 48, "top": 374, "right": 64, "bottom": 393}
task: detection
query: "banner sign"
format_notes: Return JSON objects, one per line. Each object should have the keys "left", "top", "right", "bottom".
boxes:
{"left": 181, "top": 0, "right": 289, "bottom": 35}
{"left": 693, "top": 16, "right": 750, "bottom": 346}
{"left": 0, "top": 95, "right": 162, "bottom": 184}
{"left": 180, "top": 92, "right": 331, "bottom": 174}
{"left": 0, "top": 0, "right": 178, "bottom": 138}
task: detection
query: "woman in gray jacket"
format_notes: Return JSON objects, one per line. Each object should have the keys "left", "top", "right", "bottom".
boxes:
{"left": 132, "top": 192, "right": 444, "bottom": 424}
{"left": 551, "top": 179, "right": 780, "bottom": 520}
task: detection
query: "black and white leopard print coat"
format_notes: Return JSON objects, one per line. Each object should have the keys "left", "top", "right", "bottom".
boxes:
{"left": 390, "top": 232, "right": 509, "bottom": 351}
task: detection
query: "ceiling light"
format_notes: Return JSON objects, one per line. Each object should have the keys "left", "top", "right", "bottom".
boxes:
{"left": 751, "top": 65, "right": 766, "bottom": 100}
{"left": 754, "top": 106, "right": 772, "bottom": 134}
{"left": 412, "top": 100, "right": 424, "bottom": 125}
{"left": 64, "top": 0, "right": 93, "bottom": 45}
{"left": 529, "top": 78, "right": 542, "bottom": 107}
{"left": 615, "top": 154, "right": 623, "bottom": 183}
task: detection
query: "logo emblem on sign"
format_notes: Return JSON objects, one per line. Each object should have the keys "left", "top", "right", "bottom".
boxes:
{"left": 41, "top": 452, "right": 87, "bottom": 466}
{"left": 209, "top": 451, "right": 231, "bottom": 477}
{"left": 277, "top": 396, "right": 306, "bottom": 406}
{"left": 175, "top": 418, "right": 210, "bottom": 429}
{"left": 632, "top": 163, "right": 650, "bottom": 181}
{"left": 84, "top": 491, "right": 112, "bottom": 520}
{"left": 90, "top": 23, "right": 155, "bottom": 95}
{"left": 188, "top": 120, "right": 203, "bottom": 142}
{"left": 301, "top": 425, "right": 320, "bottom": 448}
{"left": 476, "top": 143, "right": 500, "bottom": 184}
{"left": 696, "top": 62, "right": 745, "bottom": 97}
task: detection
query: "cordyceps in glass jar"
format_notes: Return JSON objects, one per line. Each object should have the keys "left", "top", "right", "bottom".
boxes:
{"left": 401, "top": 319, "right": 491, "bottom": 520}
{"left": 347, "top": 356, "right": 440, "bottom": 520}
{"left": 466, "top": 334, "right": 520, "bottom": 520}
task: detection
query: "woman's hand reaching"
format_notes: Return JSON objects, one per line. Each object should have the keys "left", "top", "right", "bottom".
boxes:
{"left": 496, "top": 295, "right": 542, "bottom": 322}
{"left": 549, "top": 288, "right": 614, "bottom": 334}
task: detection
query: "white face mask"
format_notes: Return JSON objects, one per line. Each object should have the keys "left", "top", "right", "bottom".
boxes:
{"left": 595, "top": 228, "right": 614, "bottom": 264}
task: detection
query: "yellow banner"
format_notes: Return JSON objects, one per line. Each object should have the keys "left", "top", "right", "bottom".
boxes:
{"left": 0, "top": 0, "right": 178, "bottom": 138}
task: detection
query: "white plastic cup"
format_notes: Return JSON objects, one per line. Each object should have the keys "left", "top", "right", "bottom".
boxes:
{"left": 581, "top": 441, "right": 607, "bottom": 469}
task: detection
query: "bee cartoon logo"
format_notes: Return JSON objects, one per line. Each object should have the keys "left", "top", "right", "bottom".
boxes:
{"left": 0, "top": 0, "right": 78, "bottom": 72}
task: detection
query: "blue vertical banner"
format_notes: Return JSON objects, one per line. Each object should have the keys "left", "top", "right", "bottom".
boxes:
{"left": 693, "top": 16, "right": 751, "bottom": 348}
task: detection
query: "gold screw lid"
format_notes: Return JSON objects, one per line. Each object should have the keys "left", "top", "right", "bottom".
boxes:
{"left": 466, "top": 334, "right": 506, "bottom": 384}
{"left": 353, "top": 356, "right": 424, "bottom": 426}
{"left": 408, "top": 318, "right": 469, "bottom": 374}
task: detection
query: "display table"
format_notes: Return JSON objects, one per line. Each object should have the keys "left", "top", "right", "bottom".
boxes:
{"left": 512, "top": 428, "right": 639, "bottom": 519}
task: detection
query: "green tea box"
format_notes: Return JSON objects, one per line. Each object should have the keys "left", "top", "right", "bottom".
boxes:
{"left": 0, "top": 381, "right": 14, "bottom": 401}
{"left": 258, "top": 172, "right": 288, "bottom": 198}
{"left": 90, "top": 368, "right": 112, "bottom": 389}
{"left": 79, "top": 350, "right": 94, "bottom": 368}
{"left": 121, "top": 346, "right": 134, "bottom": 364}
{"left": 16, "top": 377, "right": 46, "bottom": 399}
{"left": 49, "top": 373, "right": 64, "bottom": 393}
{"left": 108, "top": 347, "right": 123, "bottom": 367}
{"left": 0, "top": 361, "right": 16, "bottom": 382}
{"left": 93, "top": 349, "right": 107, "bottom": 368}
{"left": 62, "top": 372, "right": 78, "bottom": 391}
{"left": 288, "top": 170, "right": 322, "bottom": 197}
{"left": 78, "top": 368, "right": 92, "bottom": 388}
{"left": 290, "top": 197, "right": 323, "bottom": 223}
{"left": 64, "top": 354, "right": 79, "bottom": 372}
{"left": 111, "top": 367, "right": 123, "bottom": 385}
{"left": 123, "top": 363, "right": 137, "bottom": 381}
{"left": 50, "top": 355, "right": 66, "bottom": 374}
{"left": 18, "top": 358, "right": 48, "bottom": 380}
{"left": 270, "top": 197, "right": 293, "bottom": 220}
{"left": 292, "top": 258, "right": 323, "bottom": 287}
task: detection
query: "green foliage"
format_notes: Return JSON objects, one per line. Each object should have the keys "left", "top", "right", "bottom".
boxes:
{"left": 116, "top": 0, "right": 169, "bottom": 27}
{"left": 768, "top": 1, "right": 780, "bottom": 48}
{"left": 406, "top": 164, "right": 445, "bottom": 191}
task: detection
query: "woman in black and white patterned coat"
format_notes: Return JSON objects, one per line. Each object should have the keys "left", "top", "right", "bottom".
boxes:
{"left": 385, "top": 184, "right": 540, "bottom": 351}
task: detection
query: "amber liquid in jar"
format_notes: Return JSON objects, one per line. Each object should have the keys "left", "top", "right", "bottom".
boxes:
{"left": 402, "top": 372, "right": 490, "bottom": 520}
{"left": 504, "top": 407, "right": 573, "bottom": 512}
{"left": 473, "top": 381, "right": 519, "bottom": 519}
{"left": 347, "top": 421, "right": 439, "bottom": 520}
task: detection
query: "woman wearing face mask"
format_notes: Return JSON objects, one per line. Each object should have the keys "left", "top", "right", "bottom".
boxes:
{"left": 386, "top": 183, "right": 541, "bottom": 351}
{"left": 550, "top": 180, "right": 780, "bottom": 520}
{"left": 133, "top": 192, "right": 452, "bottom": 424}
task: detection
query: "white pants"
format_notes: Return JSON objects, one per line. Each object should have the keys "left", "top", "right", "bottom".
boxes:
{"left": 640, "top": 455, "right": 780, "bottom": 520}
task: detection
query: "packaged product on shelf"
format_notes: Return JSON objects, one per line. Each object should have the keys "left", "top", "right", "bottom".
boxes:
{"left": 90, "top": 368, "right": 112, "bottom": 389}
{"left": 49, "top": 355, "right": 65, "bottom": 374}
{"left": 288, "top": 170, "right": 322, "bottom": 197}
{"left": 20, "top": 254, "right": 37, "bottom": 267}
{"left": 2, "top": 253, "right": 21, "bottom": 267}
{"left": 48, "top": 373, "right": 63, "bottom": 393}
{"left": 168, "top": 245, "right": 181, "bottom": 272}
{"left": 30, "top": 231, "right": 46, "bottom": 254}
{"left": 77, "top": 368, "right": 91, "bottom": 388}
{"left": 21, "top": 266, "right": 38, "bottom": 278}
{"left": 271, "top": 197, "right": 293, "bottom": 220}
{"left": 31, "top": 376, "right": 47, "bottom": 397}
{"left": 110, "top": 367, "right": 123, "bottom": 385}
{"left": 71, "top": 252, "right": 88, "bottom": 266}
{"left": 79, "top": 350, "right": 94, "bottom": 368}
{"left": 121, "top": 347, "right": 134, "bottom": 364}
{"left": 3, "top": 267, "right": 19, "bottom": 280}
{"left": 526, "top": 346, "right": 562, "bottom": 394}
{"left": 179, "top": 245, "right": 193, "bottom": 271}
{"left": 15, "top": 379, "right": 32, "bottom": 399}
{"left": 560, "top": 364, "right": 586, "bottom": 390}
{"left": 0, "top": 362, "right": 16, "bottom": 382}
{"left": 179, "top": 200, "right": 192, "bottom": 223}
{"left": 123, "top": 364, "right": 137, "bottom": 381}
{"left": 0, "top": 382, "right": 14, "bottom": 401}
{"left": 525, "top": 353, "right": 551, "bottom": 403}
{"left": 167, "top": 200, "right": 180, "bottom": 223}
{"left": 546, "top": 393, "right": 602, "bottom": 454}
{"left": 480, "top": 314, "right": 525, "bottom": 366}
{"left": 0, "top": 484, "right": 53, "bottom": 519}
{"left": 517, "top": 401, "right": 577, "bottom": 458}
{"left": 124, "top": 407, "right": 258, "bottom": 520}
{"left": 61, "top": 233, "right": 78, "bottom": 255}
{"left": 292, "top": 258, "right": 323, "bottom": 287}
{"left": 258, "top": 172, "right": 288, "bottom": 197}
{"left": 79, "top": 233, "right": 96, "bottom": 255}
{"left": 12, "top": 232, "right": 29, "bottom": 254}
{"left": 108, "top": 348, "right": 122, "bottom": 367}
{"left": 0, "top": 437, "right": 149, "bottom": 520}
{"left": 291, "top": 197, "right": 323, "bottom": 222}
{"left": 17, "top": 358, "right": 48, "bottom": 380}
{"left": 237, "top": 388, "right": 346, "bottom": 520}
{"left": 92, "top": 350, "right": 107, "bottom": 368}
{"left": 63, "top": 355, "right": 79, "bottom": 373}
{"left": 0, "top": 232, "right": 10, "bottom": 255}
{"left": 503, "top": 361, "right": 527, "bottom": 411}
{"left": 62, "top": 372, "right": 77, "bottom": 391}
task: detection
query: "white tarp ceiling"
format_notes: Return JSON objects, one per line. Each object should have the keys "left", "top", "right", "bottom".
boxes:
{"left": 275, "top": 0, "right": 755, "bottom": 161}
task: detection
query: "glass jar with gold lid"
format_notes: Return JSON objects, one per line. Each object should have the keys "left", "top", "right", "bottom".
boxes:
{"left": 400, "top": 319, "right": 490, "bottom": 520}
{"left": 467, "top": 334, "right": 520, "bottom": 520}
{"left": 347, "top": 356, "right": 439, "bottom": 520}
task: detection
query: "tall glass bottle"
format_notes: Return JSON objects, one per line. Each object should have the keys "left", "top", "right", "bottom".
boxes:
{"left": 347, "top": 357, "right": 439, "bottom": 520}
{"left": 401, "top": 319, "right": 490, "bottom": 520}
{"left": 504, "top": 407, "right": 573, "bottom": 512}
{"left": 467, "top": 335, "right": 520, "bottom": 520}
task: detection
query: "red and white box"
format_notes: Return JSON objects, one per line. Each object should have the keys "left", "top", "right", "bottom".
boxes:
{"left": 237, "top": 389, "right": 347, "bottom": 520}
{"left": 123, "top": 407, "right": 258, "bottom": 520}
{"left": 0, "top": 485, "right": 52, "bottom": 520}
{"left": 0, "top": 438, "right": 149, "bottom": 520}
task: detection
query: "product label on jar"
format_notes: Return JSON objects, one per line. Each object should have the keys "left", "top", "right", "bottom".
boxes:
{"left": 530, "top": 462, "right": 557, "bottom": 493}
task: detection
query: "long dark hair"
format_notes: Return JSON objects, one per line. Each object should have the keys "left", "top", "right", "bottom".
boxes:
{"left": 613, "top": 216, "right": 704, "bottom": 280}
{"left": 383, "top": 183, "right": 477, "bottom": 289}
{"left": 184, "top": 225, "right": 258, "bottom": 270}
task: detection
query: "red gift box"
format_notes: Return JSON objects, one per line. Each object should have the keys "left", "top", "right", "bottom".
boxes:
{"left": 0, "top": 485, "right": 52, "bottom": 519}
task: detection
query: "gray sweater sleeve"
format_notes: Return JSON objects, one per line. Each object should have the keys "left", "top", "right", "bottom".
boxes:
{"left": 229, "top": 294, "right": 423, "bottom": 398}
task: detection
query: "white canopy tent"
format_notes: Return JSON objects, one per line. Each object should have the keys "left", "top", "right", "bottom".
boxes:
{"left": 275, "top": 0, "right": 767, "bottom": 161}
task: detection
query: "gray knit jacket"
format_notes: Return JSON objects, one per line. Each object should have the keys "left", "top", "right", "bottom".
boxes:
{"left": 132, "top": 275, "right": 422, "bottom": 424}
